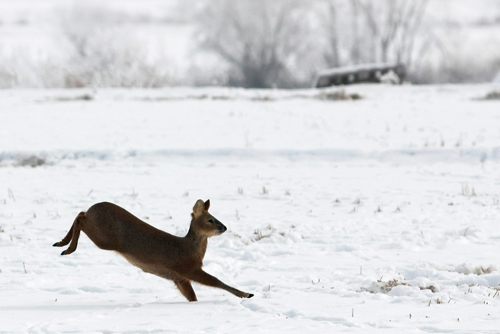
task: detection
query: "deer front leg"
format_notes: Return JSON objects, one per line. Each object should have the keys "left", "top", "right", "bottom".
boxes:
{"left": 175, "top": 279, "right": 198, "bottom": 302}
{"left": 184, "top": 269, "right": 253, "bottom": 299}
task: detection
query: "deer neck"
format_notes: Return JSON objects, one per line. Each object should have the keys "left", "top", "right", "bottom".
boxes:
{"left": 185, "top": 225, "right": 208, "bottom": 250}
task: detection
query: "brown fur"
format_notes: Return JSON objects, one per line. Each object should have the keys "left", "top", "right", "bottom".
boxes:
{"left": 53, "top": 199, "right": 253, "bottom": 301}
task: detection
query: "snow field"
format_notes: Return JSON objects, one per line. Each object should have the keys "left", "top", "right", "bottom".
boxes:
{"left": 1, "top": 84, "right": 500, "bottom": 333}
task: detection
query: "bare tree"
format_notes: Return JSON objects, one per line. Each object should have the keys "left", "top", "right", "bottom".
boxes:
{"left": 350, "top": 0, "right": 361, "bottom": 64}
{"left": 352, "top": 0, "right": 429, "bottom": 65}
{"left": 59, "top": 5, "right": 176, "bottom": 88}
{"left": 195, "top": 0, "right": 311, "bottom": 88}
{"left": 393, "top": 0, "right": 430, "bottom": 66}
{"left": 323, "top": 0, "right": 341, "bottom": 68}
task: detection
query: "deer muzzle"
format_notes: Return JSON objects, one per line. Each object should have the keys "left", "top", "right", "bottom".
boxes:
{"left": 218, "top": 224, "right": 227, "bottom": 234}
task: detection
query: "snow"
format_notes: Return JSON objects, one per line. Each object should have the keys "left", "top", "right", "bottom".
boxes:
{"left": 1, "top": 84, "right": 500, "bottom": 333}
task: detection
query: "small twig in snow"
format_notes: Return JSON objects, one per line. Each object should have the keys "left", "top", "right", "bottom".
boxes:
{"left": 8, "top": 188, "right": 15, "bottom": 202}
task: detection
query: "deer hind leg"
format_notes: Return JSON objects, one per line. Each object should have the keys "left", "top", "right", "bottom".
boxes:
{"left": 175, "top": 279, "right": 198, "bottom": 302}
{"left": 53, "top": 225, "right": 74, "bottom": 248}
{"left": 53, "top": 212, "right": 85, "bottom": 256}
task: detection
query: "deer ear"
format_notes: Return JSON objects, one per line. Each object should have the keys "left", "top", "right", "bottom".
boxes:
{"left": 204, "top": 200, "right": 210, "bottom": 211}
{"left": 193, "top": 199, "right": 205, "bottom": 217}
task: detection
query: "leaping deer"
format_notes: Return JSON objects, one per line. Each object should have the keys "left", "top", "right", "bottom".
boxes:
{"left": 53, "top": 199, "right": 253, "bottom": 302}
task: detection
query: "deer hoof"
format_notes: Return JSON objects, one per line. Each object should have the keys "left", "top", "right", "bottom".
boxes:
{"left": 247, "top": 293, "right": 254, "bottom": 298}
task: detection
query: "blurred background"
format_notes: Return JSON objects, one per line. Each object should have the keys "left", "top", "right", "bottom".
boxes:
{"left": 0, "top": 0, "right": 499, "bottom": 89}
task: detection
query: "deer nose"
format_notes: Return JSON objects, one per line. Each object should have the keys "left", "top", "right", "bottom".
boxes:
{"left": 218, "top": 224, "right": 227, "bottom": 234}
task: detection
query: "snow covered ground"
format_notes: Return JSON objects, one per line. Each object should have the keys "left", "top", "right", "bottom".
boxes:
{"left": 1, "top": 84, "right": 500, "bottom": 333}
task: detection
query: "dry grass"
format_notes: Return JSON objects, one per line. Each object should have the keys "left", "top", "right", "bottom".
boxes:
{"left": 17, "top": 156, "right": 46, "bottom": 168}
{"left": 250, "top": 96, "right": 275, "bottom": 102}
{"left": 53, "top": 94, "right": 93, "bottom": 102}
{"left": 315, "top": 90, "right": 362, "bottom": 101}
{"left": 252, "top": 224, "right": 278, "bottom": 242}
{"left": 420, "top": 285, "right": 439, "bottom": 293}
{"left": 362, "top": 278, "right": 412, "bottom": 294}
{"left": 474, "top": 91, "right": 500, "bottom": 101}
{"left": 377, "top": 279, "right": 410, "bottom": 293}
{"left": 483, "top": 91, "right": 500, "bottom": 100}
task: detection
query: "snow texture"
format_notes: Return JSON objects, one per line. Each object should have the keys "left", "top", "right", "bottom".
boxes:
{"left": 1, "top": 84, "right": 500, "bottom": 333}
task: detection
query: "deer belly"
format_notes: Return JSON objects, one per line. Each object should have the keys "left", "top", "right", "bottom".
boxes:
{"left": 119, "top": 252, "right": 182, "bottom": 281}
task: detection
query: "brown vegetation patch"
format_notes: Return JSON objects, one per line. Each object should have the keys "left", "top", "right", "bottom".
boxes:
{"left": 483, "top": 91, "right": 500, "bottom": 100}
{"left": 315, "top": 90, "right": 362, "bottom": 101}
{"left": 17, "top": 155, "right": 46, "bottom": 167}
{"left": 475, "top": 91, "right": 500, "bottom": 100}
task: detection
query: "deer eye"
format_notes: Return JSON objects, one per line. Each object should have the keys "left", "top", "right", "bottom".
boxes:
{"left": 208, "top": 219, "right": 215, "bottom": 224}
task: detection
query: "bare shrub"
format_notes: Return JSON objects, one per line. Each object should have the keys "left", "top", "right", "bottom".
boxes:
{"left": 59, "top": 5, "right": 176, "bottom": 88}
{"left": 319, "top": 0, "right": 429, "bottom": 71}
{"left": 0, "top": 6, "right": 177, "bottom": 88}
{"left": 410, "top": 55, "right": 500, "bottom": 84}
{"left": 0, "top": 48, "right": 65, "bottom": 88}
{"left": 356, "top": 0, "right": 430, "bottom": 65}
{"left": 194, "top": 0, "right": 313, "bottom": 88}
{"left": 480, "top": 91, "right": 500, "bottom": 100}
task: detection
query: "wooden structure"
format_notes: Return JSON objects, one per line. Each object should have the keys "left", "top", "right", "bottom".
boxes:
{"left": 314, "top": 63, "right": 406, "bottom": 88}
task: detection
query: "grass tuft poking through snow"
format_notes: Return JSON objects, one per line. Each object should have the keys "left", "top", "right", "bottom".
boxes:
{"left": 364, "top": 278, "right": 411, "bottom": 294}
{"left": 476, "top": 91, "right": 500, "bottom": 100}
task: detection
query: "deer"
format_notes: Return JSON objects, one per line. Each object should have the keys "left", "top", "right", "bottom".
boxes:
{"left": 53, "top": 199, "right": 254, "bottom": 302}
